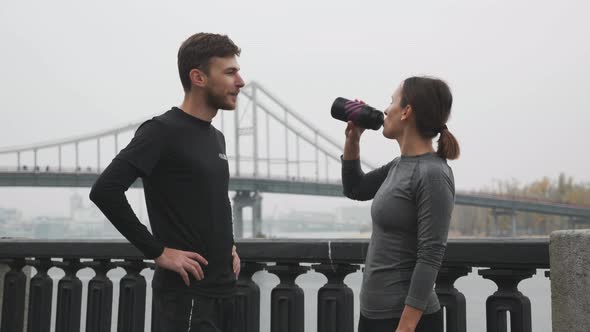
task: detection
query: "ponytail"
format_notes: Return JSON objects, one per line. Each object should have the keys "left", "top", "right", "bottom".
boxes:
{"left": 437, "top": 128, "right": 460, "bottom": 160}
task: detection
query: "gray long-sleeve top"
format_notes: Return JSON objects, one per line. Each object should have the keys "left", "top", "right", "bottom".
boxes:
{"left": 342, "top": 152, "right": 455, "bottom": 319}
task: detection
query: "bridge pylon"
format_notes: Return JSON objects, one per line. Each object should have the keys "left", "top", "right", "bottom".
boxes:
{"left": 232, "top": 190, "right": 263, "bottom": 238}
{"left": 489, "top": 208, "right": 517, "bottom": 237}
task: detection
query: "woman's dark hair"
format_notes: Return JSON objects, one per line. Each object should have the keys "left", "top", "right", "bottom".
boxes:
{"left": 400, "top": 76, "right": 460, "bottom": 160}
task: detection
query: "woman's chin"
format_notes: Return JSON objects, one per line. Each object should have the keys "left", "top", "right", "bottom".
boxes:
{"left": 382, "top": 129, "right": 393, "bottom": 139}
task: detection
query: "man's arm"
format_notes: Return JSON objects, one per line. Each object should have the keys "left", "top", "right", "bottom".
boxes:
{"left": 89, "top": 158, "right": 164, "bottom": 258}
{"left": 90, "top": 159, "right": 208, "bottom": 286}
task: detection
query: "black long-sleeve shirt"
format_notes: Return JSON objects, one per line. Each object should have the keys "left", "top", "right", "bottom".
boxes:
{"left": 90, "top": 107, "right": 235, "bottom": 296}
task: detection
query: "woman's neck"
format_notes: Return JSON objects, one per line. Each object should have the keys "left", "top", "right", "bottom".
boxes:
{"left": 396, "top": 128, "right": 434, "bottom": 157}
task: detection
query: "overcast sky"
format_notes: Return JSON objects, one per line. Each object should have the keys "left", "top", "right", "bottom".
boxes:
{"left": 1, "top": 0, "right": 589, "bottom": 219}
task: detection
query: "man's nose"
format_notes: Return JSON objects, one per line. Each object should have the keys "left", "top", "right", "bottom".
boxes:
{"left": 236, "top": 74, "right": 245, "bottom": 87}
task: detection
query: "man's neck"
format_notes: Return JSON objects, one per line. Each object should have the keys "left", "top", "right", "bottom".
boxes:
{"left": 179, "top": 92, "right": 218, "bottom": 122}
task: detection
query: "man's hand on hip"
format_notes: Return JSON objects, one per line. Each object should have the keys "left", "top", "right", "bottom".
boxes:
{"left": 232, "top": 245, "right": 241, "bottom": 278}
{"left": 154, "top": 247, "right": 208, "bottom": 287}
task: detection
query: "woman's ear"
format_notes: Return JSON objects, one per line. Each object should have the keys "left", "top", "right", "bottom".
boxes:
{"left": 400, "top": 105, "right": 413, "bottom": 121}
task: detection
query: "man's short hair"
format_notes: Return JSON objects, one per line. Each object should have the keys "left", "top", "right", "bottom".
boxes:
{"left": 177, "top": 33, "right": 241, "bottom": 92}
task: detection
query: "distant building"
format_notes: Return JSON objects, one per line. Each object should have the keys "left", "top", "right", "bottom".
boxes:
{"left": 0, "top": 207, "right": 22, "bottom": 224}
{"left": 336, "top": 206, "right": 371, "bottom": 225}
{"left": 267, "top": 209, "right": 367, "bottom": 234}
{"left": 67, "top": 192, "right": 122, "bottom": 238}
{"left": 0, "top": 207, "right": 24, "bottom": 238}
{"left": 32, "top": 216, "right": 68, "bottom": 239}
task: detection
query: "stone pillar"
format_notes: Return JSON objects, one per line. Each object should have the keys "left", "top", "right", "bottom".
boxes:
{"left": 236, "top": 262, "right": 265, "bottom": 332}
{"left": 435, "top": 265, "right": 471, "bottom": 332}
{"left": 0, "top": 259, "right": 26, "bottom": 332}
{"left": 313, "top": 263, "right": 359, "bottom": 332}
{"left": 267, "top": 263, "right": 309, "bottom": 332}
{"left": 478, "top": 268, "right": 534, "bottom": 332}
{"left": 550, "top": 230, "right": 590, "bottom": 332}
{"left": 0, "top": 263, "right": 7, "bottom": 324}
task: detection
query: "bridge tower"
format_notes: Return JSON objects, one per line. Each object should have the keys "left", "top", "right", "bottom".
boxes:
{"left": 232, "top": 84, "right": 263, "bottom": 238}
{"left": 232, "top": 190, "right": 263, "bottom": 238}
{"left": 489, "top": 208, "right": 517, "bottom": 237}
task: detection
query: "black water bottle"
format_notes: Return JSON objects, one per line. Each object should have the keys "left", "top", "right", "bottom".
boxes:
{"left": 331, "top": 97, "right": 384, "bottom": 130}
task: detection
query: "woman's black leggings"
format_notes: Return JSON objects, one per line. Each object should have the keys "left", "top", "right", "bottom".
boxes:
{"left": 358, "top": 310, "right": 443, "bottom": 332}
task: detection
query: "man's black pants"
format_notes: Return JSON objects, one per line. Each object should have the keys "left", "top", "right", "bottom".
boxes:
{"left": 151, "top": 289, "right": 244, "bottom": 332}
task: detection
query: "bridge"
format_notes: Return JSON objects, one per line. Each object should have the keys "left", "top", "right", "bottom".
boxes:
{"left": 1, "top": 82, "right": 589, "bottom": 236}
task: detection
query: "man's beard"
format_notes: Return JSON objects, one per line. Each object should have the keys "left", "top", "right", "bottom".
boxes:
{"left": 206, "top": 86, "right": 234, "bottom": 110}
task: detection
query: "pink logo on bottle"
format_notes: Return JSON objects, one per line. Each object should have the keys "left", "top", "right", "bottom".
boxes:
{"left": 344, "top": 100, "right": 363, "bottom": 121}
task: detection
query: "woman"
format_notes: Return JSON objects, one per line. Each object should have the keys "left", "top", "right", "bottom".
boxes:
{"left": 342, "top": 76, "right": 459, "bottom": 332}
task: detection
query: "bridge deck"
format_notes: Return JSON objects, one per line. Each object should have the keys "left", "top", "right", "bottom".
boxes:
{"left": 0, "top": 171, "right": 588, "bottom": 219}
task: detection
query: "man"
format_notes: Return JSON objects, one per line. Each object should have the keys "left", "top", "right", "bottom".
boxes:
{"left": 90, "top": 32, "right": 245, "bottom": 331}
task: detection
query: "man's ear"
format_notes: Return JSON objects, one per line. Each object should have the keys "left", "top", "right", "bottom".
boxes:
{"left": 189, "top": 68, "right": 207, "bottom": 88}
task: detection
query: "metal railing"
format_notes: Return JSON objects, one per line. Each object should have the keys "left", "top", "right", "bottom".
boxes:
{"left": 0, "top": 238, "right": 549, "bottom": 332}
